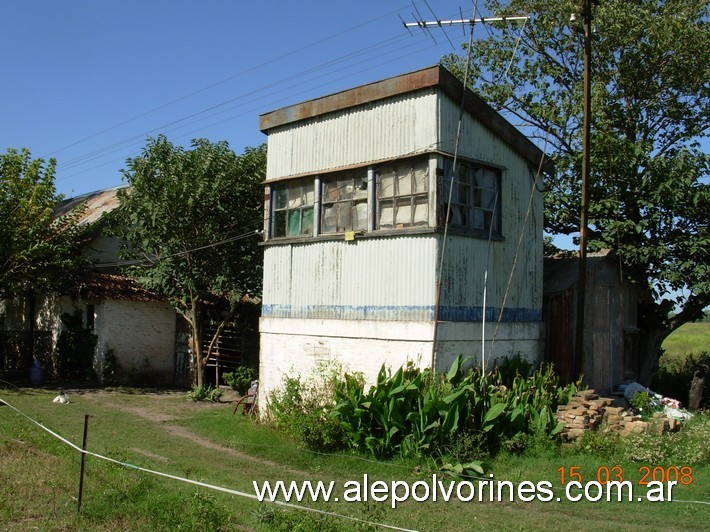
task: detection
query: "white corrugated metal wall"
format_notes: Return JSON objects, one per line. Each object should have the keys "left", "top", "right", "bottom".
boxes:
{"left": 265, "top": 91, "right": 440, "bottom": 181}
{"left": 262, "top": 235, "right": 438, "bottom": 321}
{"left": 259, "top": 84, "right": 544, "bottom": 397}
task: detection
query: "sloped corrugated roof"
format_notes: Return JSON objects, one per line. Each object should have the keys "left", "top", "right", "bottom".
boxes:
{"left": 76, "top": 271, "right": 164, "bottom": 302}
{"left": 54, "top": 186, "right": 125, "bottom": 226}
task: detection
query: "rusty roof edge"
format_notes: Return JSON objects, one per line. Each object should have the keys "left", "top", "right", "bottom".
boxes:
{"left": 259, "top": 65, "right": 553, "bottom": 176}
{"left": 259, "top": 65, "right": 442, "bottom": 133}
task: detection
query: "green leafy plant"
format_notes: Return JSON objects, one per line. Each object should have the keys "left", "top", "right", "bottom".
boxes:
{"left": 331, "top": 355, "right": 575, "bottom": 459}
{"left": 629, "top": 390, "right": 663, "bottom": 420}
{"left": 187, "top": 384, "right": 223, "bottom": 402}
{"left": 268, "top": 361, "right": 350, "bottom": 451}
{"left": 223, "top": 366, "right": 257, "bottom": 395}
{"left": 101, "top": 348, "right": 119, "bottom": 385}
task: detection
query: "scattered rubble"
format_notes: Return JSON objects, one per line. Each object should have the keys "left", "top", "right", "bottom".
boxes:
{"left": 555, "top": 389, "right": 685, "bottom": 441}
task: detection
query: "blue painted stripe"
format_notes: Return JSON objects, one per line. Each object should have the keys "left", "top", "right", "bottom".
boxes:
{"left": 261, "top": 304, "right": 541, "bottom": 322}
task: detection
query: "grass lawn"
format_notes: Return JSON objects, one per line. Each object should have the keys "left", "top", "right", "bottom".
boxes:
{"left": 1, "top": 386, "right": 708, "bottom": 531}
{"left": 661, "top": 320, "right": 710, "bottom": 363}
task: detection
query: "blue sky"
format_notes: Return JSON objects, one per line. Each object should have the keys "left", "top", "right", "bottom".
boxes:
{"left": 2, "top": 1, "right": 492, "bottom": 199}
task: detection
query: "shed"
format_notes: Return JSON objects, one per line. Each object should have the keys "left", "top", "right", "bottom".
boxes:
{"left": 543, "top": 250, "right": 642, "bottom": 394}
{"left": 258, "top": 65, "right": 552, "bottom": 398}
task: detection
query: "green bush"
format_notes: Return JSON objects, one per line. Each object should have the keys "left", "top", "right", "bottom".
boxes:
{"left": 223, "top": 366, "right": 257, "bottom": 395}
{"left": 101, "top": 348, "right": 119, "bottom": 385}
{"left": 267, "top": 356, "right": 576, "bottom": 459}
{"left": 187, "top": 384, "right": 223, "bottom": 402}
{"left": 628, "top": 390, "right": 663, "bottom": 420}
{"left": 653, "top": 351, "right": 709, "bottom": 408}
{"left": 268, "top": 362, "right": 351, "bottom": 451}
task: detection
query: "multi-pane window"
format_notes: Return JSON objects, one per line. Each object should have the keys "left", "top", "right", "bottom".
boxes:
{"left": 441, "top": 159, "right": 501, "bottom": 235}
{"left": 272, "top": 179, "right": 315, "bottom": 237}
{"left": 376, "top": 157, "right": 429, "bottom": 229}
{"left": 321, "top": 169, "right": 368, "bottom": 233}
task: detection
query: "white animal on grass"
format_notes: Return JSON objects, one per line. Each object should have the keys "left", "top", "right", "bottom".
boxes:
{"left": 52, "top": 391, "right": 69, "bottom": 404}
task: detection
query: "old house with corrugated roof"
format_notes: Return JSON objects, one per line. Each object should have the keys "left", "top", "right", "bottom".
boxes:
{"left": 0, "top": 187, "right": 180, "bottom": 385}
{"left": 257, "top": 65, "right": 553, "bottom": 398}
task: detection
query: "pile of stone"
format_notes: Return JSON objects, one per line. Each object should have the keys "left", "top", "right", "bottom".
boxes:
{"left": 602, "top": 406, "right": 648, "bottom": 435}
{"left": 556, "top": 389, "right": 683, "bottom": 441}
{"left": 555, "top": 390, "right": 614, "bottom": 441}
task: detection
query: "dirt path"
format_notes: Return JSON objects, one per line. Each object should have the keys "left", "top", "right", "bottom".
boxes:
{"left": 78, "top": 389, "right": 308, "bottom": 477}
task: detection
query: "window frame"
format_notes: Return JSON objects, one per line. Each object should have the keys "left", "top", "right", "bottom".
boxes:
{"left": 440, "top": 157, "right": 502, "bottom": 237}
{"left": 319, "top": 168, "right": 369, "bottom": 235}
{"left": 270, "top": 178, "right": 315, "bottom": 239}
{"left": 375, "top": 156, "right": 430, "bottom": 230}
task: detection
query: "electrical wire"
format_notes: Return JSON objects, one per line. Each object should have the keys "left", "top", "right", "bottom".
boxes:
{"left": 431, "top": 5, "right": 477, "bottom": 370}
{"left": 42, "top": 3, "right": 423, "bottom": 160}
{"left": 56, "top": 34, "right": 437, "bottom": 182}
{"left": 90, "top": 228, "right": 263, "bottom": 269}
{"left": 53, "top": 9, "right": 460, "bottom": 182}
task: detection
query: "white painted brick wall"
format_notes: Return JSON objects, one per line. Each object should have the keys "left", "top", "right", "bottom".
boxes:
{"left": 258, "top": 317, "right": 543, "bottom": 409}
{"left": 94, "top": 300, "right": 176, "bottom": 379}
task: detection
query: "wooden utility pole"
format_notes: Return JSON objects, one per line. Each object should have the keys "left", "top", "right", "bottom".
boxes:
{"left": 574, "top": 0, "right": 594, "bottom": 378}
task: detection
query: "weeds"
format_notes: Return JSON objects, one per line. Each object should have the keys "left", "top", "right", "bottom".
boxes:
{"left": 223, "top": 366, "right": 257, "bottom": 395}
{"left": 187, "top": 384, "right": 223, "bottom": 402}
{"left": 268, "top": 361, "right": 352, "bottom": 451}
{"left": 268, "top": 355, "right": 576, "bottom": 460}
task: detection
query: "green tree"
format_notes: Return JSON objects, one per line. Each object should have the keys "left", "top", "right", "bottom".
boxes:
{"left": 113, "top": 136, "right": 265, "bottom": 387}
{"left": 0, "top": 148, "right": 86, "bottom": 300}
{"left": 442, "top": 0, "right": 709, "bottom": 384}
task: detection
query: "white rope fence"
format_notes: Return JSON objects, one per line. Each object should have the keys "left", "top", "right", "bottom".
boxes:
{"left": 0, "top": 396, "right": 417, "bottom": 531}
{"left": 1, "top": 395, "right": 707, "bottom": 514}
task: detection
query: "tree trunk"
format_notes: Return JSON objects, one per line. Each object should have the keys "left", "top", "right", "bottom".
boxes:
{"left": 637, "top": 329, "right": 665, "bottom": 387}
{"left": 189, "top": 298, "right": 205, "bottom": 388}
{"left": 688, "top": 358, "right": 708, "bottom": 411}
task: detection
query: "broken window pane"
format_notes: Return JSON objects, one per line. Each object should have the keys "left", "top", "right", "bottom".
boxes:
{"left": 378, "top": 168, "right": 394, "bottom": 198}
{"left": 397, "top": 164, "right": 412, "bottom": 196}
{"left": 413, "top": 161, "right": 428, "bottom": 193}
{"left": 337, "top": 202, "right": 351, "bottom": 231}
{"left": 323, "top": 181, "right": 338, "bottom": 203}
{"left": 323, "top": 205, "right": 337, "bottom": 233}
{"left": 353, "top": 202, "right": 368, "bottom": 231}
{"left": 275, "top": 188, "right": 288, "bottom": 210}
{"left": 301, "top": 207, "right": 314, "bottom": 235}
{"left": 379, "top": 200, "right": 394, "bottom": 228}
{"left": 353, "top": 182, "right": 368, "bottom": 201}
{"left": 339, "top": 178, "right": 354, "bottom": 201}
{"left": 413, "top": 198, "right": 428, "bottom": 225}
{"left": 273, "top": 210, "right": 287, "bottom": 237}
{"left": 288, "top": 186, "right": 302, "bottom": 208}
{"left": 287, "top": 209, "right": 301, "bottom": 237}
{"left": 396, "top": 198, "right": 412, "bottom": 226}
